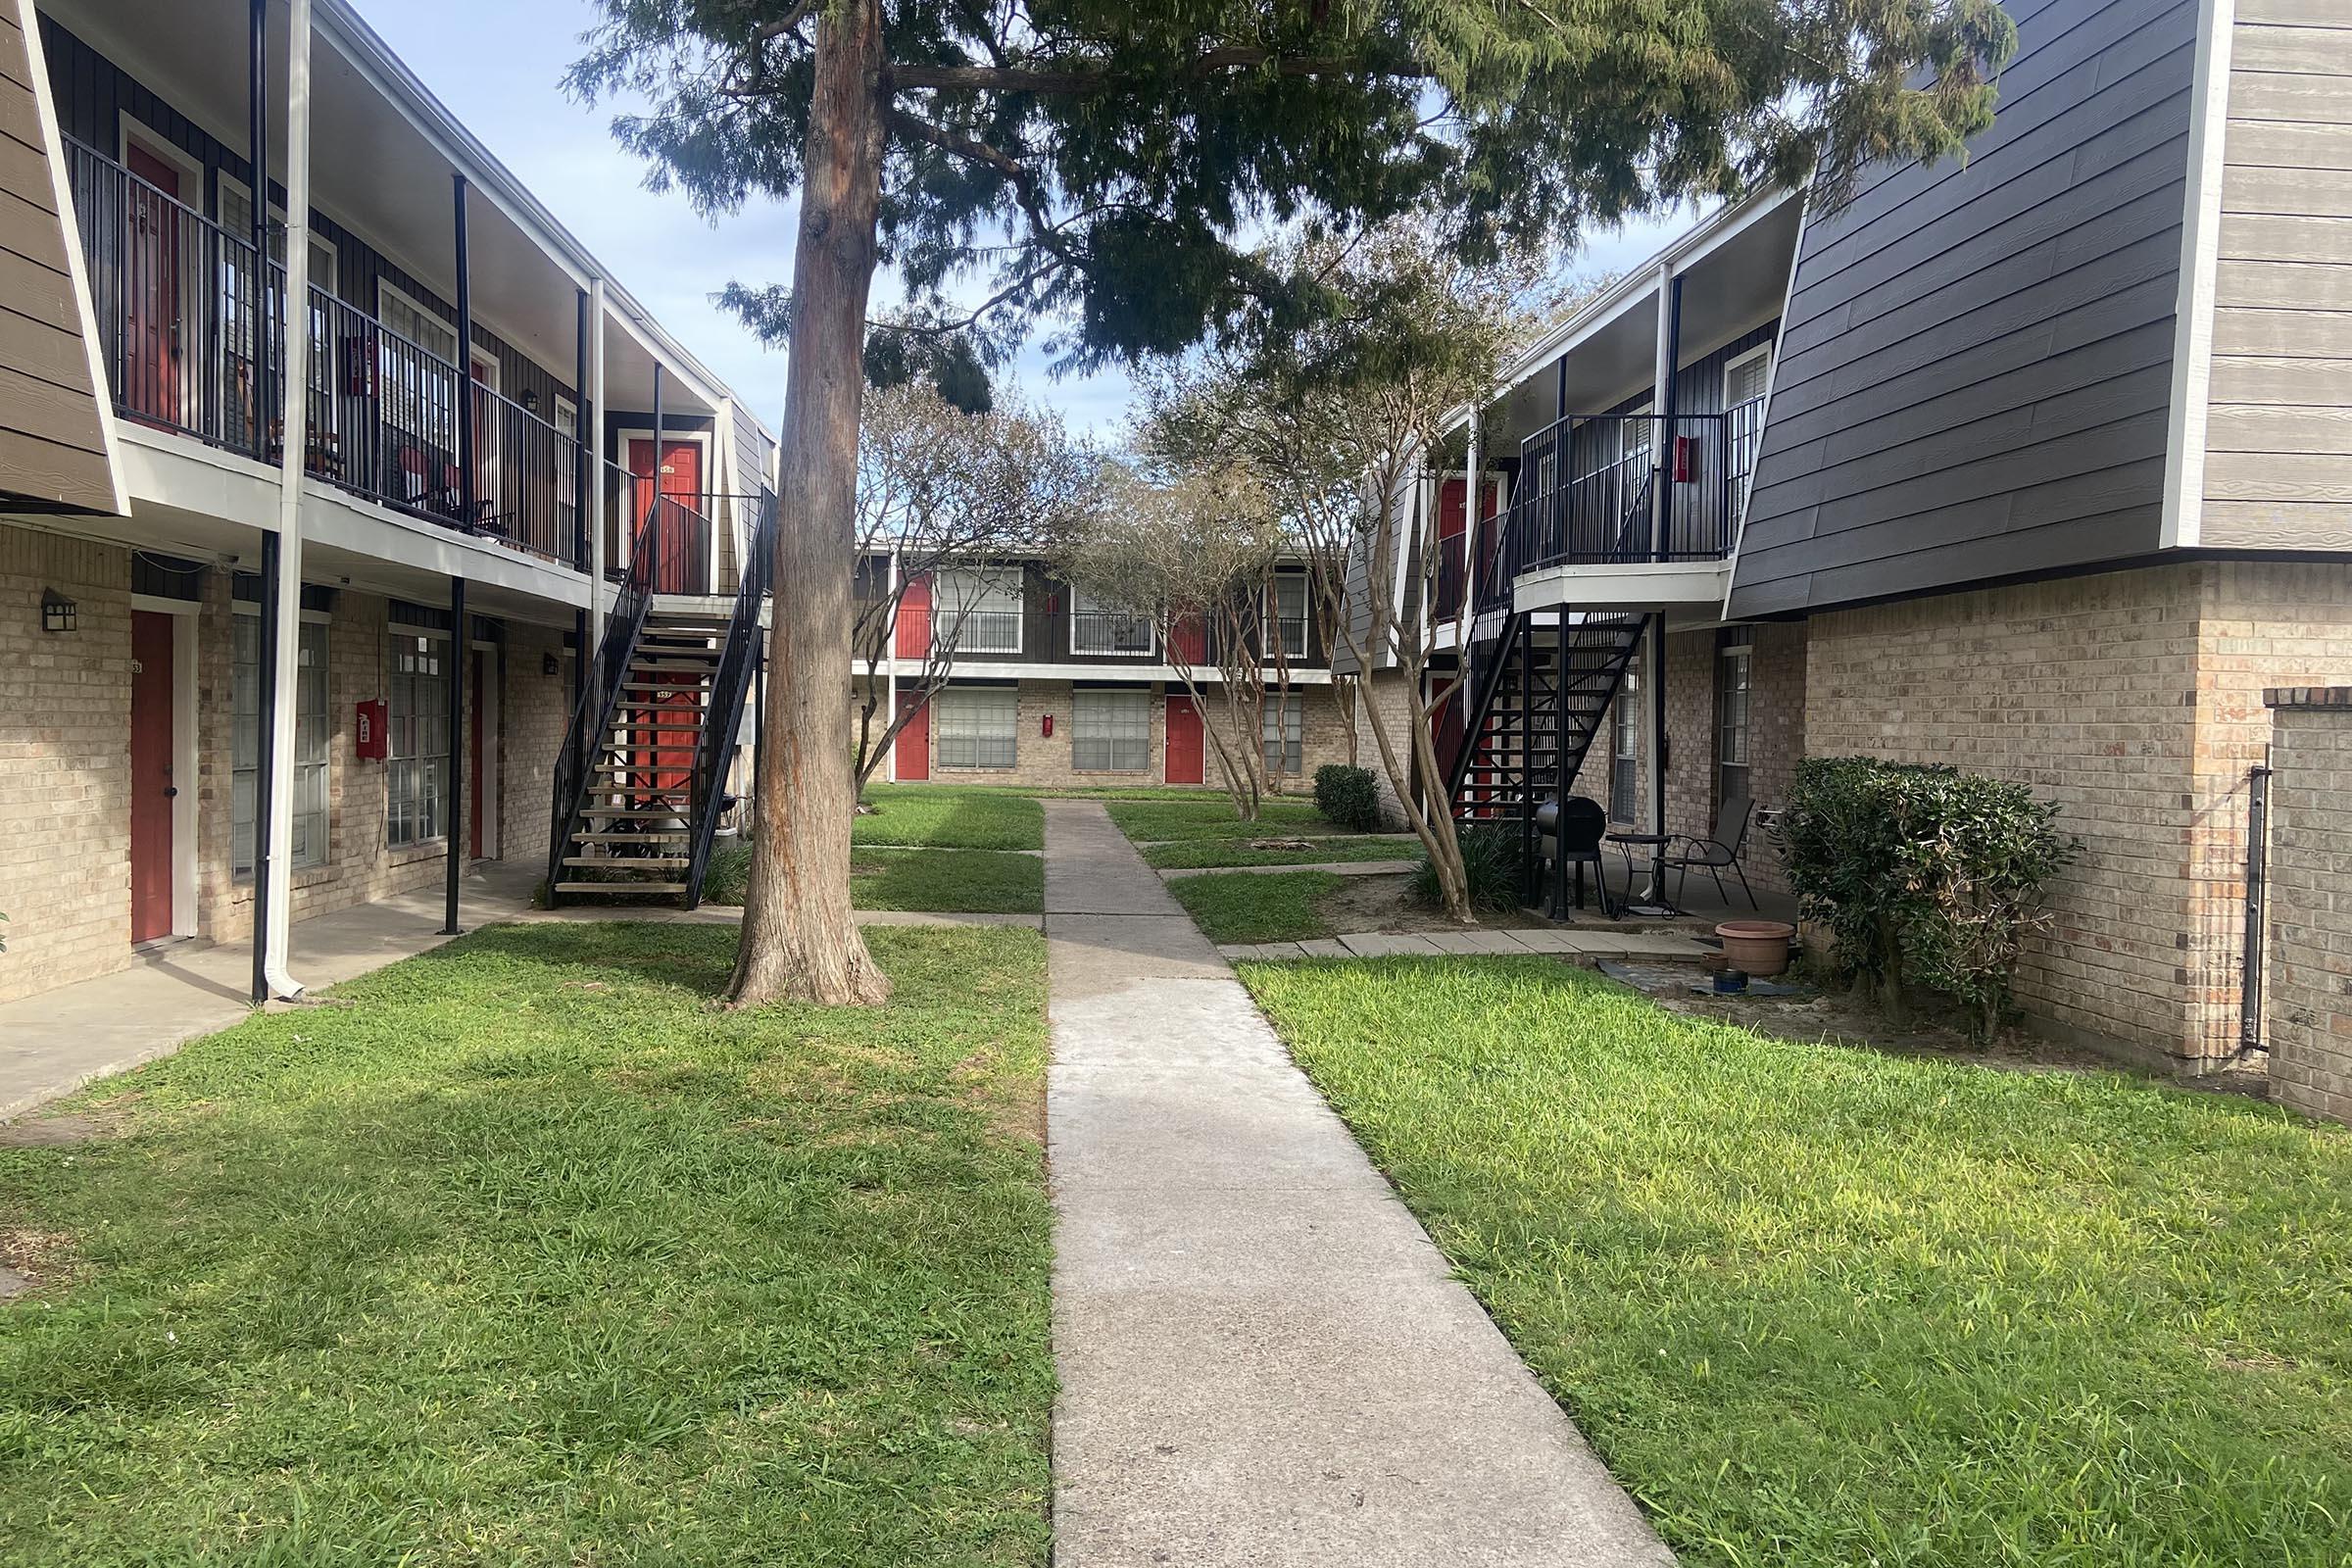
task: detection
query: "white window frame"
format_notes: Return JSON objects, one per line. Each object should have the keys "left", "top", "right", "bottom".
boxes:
{"left": 935, "top": 567, "right": 1023, "bottom": 656}
{"left": 377, "top": 280, "right": 463, "bottom": 462}
{"left": 1068, "top": 582, "right": 1154, "bottom": 658}
{"left": 933, "top": 685, "right": 1019, "bottom": 771}
{"left": 1267, "top": 572, "right": 1310, "bottom": 661}
{"left": 385, "top": 626, "right": 453, "bottom": 849}
{"left": 1610, "top": 666, "right": 1641, "bottom": 826}
{"left": 1072, "top": 688, "right": 1152, "bottom": 772}
{"left": 1716, "top": 641, "right": 1754, "bottom": 808}
{"left": 1260, "top": 693, "right": 1304, "bottom": 777}
{"left": 232, "top": 605, "right": 332, "bottom": 876}
{"left": 1724, "top": 343, "right": 1773, "bottom": 495}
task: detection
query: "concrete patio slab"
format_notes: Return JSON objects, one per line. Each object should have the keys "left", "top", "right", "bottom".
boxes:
{"left": 1159, "top": 858, "right": 1417, "bottom": 879}
{"left": 1043, "top": 799, "right": 1674, "bottom": 1567}
{"left": 1294, "top": 939, "right": 1353, "bottom": 958}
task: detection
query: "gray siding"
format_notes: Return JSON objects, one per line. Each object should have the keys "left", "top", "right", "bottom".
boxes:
{"left": 1728, "top": 0, "right": 2198, "bottom": 617}
{"left": 2201, "top": 0, "right": 2352, "bottom": 548}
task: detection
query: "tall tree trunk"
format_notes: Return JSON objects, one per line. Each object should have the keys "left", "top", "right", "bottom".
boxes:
{"left": 730, "top": 0, "right": 890, "bottom": 1008}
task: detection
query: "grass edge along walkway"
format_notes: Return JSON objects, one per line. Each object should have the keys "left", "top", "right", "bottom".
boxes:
{"left": 1236, "top": 954, "right": 2352, "bottom": 1568}
{"left": 0, "top": 921, "right": 1055, "bottom": 1566}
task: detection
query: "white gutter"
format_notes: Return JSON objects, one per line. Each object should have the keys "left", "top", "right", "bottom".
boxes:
{"left": 260, "top": 0, "right": 314, "bottom": 1000}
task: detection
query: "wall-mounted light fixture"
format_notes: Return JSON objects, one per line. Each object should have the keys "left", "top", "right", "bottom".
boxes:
{"left": 543, "top": 650, "right": 561, "bottom": 676}
{"left": 520, "top": 388, "right": 541, "bottom": 415}
{"left": 41, "top": 590, "right": 76, "bottom": 634}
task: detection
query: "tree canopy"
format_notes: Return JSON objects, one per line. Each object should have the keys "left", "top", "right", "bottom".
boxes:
{"left": 571, "top": 0, "right": 2016, "bottom": 372}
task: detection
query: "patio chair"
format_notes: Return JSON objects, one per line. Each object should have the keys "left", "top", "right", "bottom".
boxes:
{"left": 1536, "top": 794, "right": 1617, "bottom": 918}
{"left": 1666, "top": 793, "right": 1757, "bottom": 911}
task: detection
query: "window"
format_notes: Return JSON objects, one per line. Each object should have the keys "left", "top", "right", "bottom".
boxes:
{"left": 1073, "top": 689, "right": 1151, "bottom": 772}
{"left": 377, "top": 281, "right": 462, "bottom": 449}
{"left": 1725, "top": 344, "right": 1772, "bottom": 490}
{"left": 1269, "top": 573, "right": 1309, "bottom": 660}
{"left": 935, "top": 686, "right": 1017, "bottom": 770}
{"left": 934, "top": 568, "right": 1023, "bottom": 655}
{"left": 555, "top": 396, "right": 580, "bottom": 539}
{"left": 1610, "top": 667, "right": 1640, "bottom": 824}
{"left": 1716, "top": 642, "right": 1753, "bottom": 808}
{"left": 1262, "top": 695, "right": 1304, "bottom": 777}
{"left": 1069, "top": 583, "right": 1153, "bottom": 656}
{"left": 386, "top": 631, "right": 450, "bottom": 847}
{"left": 232, "top": 615, "right": 331, "bottom": 874}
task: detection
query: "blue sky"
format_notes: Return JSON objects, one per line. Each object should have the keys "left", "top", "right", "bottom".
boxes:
{"left": 354, "top": 0, "right": 1698, "bottom": 439}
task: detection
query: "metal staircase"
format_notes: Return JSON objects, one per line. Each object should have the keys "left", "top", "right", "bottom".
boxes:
{"left": 1447, "top": 610, "right": 1644, "bottom": 834}
{"left": 545, "top": 489, "right": 778, "bottom": 907}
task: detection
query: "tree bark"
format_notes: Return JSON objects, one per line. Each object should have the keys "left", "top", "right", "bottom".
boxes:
{"left": 730, "top": 0, "right": 891, "bottom": 1008}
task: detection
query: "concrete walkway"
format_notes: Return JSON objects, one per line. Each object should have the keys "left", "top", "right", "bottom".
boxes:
{"left": 1222, "top": 927, "right": 1715, "bottom": 962}
{"left": 1157, "top": 858, "right": 1420, "bottom": 879}
{"left": 1043, "top": 800, "right": 1673, "bottom": 1565}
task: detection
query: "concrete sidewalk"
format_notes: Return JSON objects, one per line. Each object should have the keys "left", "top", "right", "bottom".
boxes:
{"left": 1044, "top": 800, "right": 1673, "bottom": 1566}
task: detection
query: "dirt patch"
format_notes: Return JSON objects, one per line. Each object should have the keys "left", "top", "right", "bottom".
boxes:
{"left": 1317, "top": 874, "right": 1545, "bottom": 936}
{"left": 0, "top": 1228, "right": 76, "bottom": 1298}
{"left": 0, "top": 1113, "right": 121, "bottom": 1150}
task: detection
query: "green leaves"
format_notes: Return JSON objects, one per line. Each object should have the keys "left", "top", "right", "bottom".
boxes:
{"left": 574, "top": 0, "right": 2019, "bottom": 368}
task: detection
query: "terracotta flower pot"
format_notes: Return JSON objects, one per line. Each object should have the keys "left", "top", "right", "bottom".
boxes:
{"left": 1715, "top": 919, "right": 1795, "bottom": 978}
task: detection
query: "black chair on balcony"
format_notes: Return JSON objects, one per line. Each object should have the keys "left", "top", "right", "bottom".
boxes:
{"left": 1535, "top": 795, "right": 1617, "bottom": 919}
{"left": 1665, "top": 793, "right": 1757, "bottom": 911}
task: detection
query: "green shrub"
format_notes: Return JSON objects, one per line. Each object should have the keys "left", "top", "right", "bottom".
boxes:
{"left": 1411, "top": 821, "right": 1523, "bottom": 913}
{"left": 1772, "top": 757, "right": 2079, "bottom": 1041}
{"left": 701, "top": 841, "right": 754, "bottom": 906}
{"left": 1313, "top": 763, "right": 1383, "bottom": 832}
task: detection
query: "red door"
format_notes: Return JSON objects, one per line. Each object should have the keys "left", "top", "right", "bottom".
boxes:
{"left": 468, "top": 650, "right": 486, "bottom": 858}
{"left": 894, "top": 700, "right": 930, "bottom": 782}
{"left": 129, "top": 611, "right": 176, "bottom": 944}
{"left": 627, "top": 437, "right": 705, "bottom": 593}
{"left": 1165, "top": 695, "right": 1204, "bottom": 786}
{"left": 895, "top": 572, "right": 932, "bottom": 657}
{"left": 122, "top": 141, "right": 183, "bottom": 428}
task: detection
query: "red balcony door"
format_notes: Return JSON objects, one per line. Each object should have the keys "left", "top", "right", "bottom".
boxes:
{"left": 894, "top": 573, "right": 932, "bottom": 657}
{"left": 894, "top": 700, "right": 930, "bottom": 781}
{"left": 128, "top": 611, "right": 176, "bottom": 944}
{"left": 1164, "top": 695, "right": 1204, "bottom": 785}
{"left": 627, "top": 437, "right": 704, "bottom": 593}
{"left": 122, "top": 141, "right": 184, "bottom": 428}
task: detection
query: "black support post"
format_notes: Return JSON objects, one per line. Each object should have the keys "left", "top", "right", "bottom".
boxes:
{"left": 1655, "top": 273, "right": 1683, "bottom": 561}
{"left": 247, "top": 0, "right": 268, "bottom": 461}
{"left": 452, "top": 174, "right": 475, "bottom": 531}
{"left": 1648, "top": 612, "right": 1669, "bottom": 901}
{"left": 444, "top": 578, "right": 466, "bottom": 935}
{"left": 251, "top": 533, "right": 281, "bottom": 1003}
{"left": 1517, "top": 621, "right": 1537, "bottom": 907}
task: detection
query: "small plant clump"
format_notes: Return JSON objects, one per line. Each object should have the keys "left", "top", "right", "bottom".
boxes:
{"left": 1410, "top": 821, "right": 1523, "bottom": 915}
{"left": 1312, "top": 764, "right": 1384, "bottom": 833}
{"left": 1772, "top": 756, "right": 2080, "bottom": 1042}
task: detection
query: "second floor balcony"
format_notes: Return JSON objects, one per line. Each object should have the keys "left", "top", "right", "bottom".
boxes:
{"left": 65, "top": 134, "right": 587, "bottom": 570}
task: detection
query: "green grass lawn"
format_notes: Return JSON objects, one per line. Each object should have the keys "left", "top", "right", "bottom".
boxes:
{"left": 1143, "top": 835, "right": 1415, "bottom": 870}
{"left": 853, "top": 849, "right": 1044, "bottom": 913}
{"left": 1238, "top": 956, "right": 2352, "bottom": 1568}
{"left": 0, "top": 923, "right": 1054, "bottom": 1565}
{"left": 1104, "top": 797, "right": 1338, "bottom": 844}
{"left": 1169, "top": 869, "right": 1347, "bottom": 943}
{"left": 856, "top": 786, "right": 1046, "bottom": 850}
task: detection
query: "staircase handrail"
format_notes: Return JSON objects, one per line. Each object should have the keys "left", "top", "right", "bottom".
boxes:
{"left": 544, "top": 493, "right": 665, "bottom": 904}
{"left": 679, "top": 487, "right": 779, "bottom": 908}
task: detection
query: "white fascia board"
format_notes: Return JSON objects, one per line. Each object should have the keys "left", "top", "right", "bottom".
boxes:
{"left": 2161, "top": 0, "right": 2235, "bottom": 550}
{"left": 1513, "top": 560, "right": 1732, "bottom": 614}
{"left": 858, "top": 659, "right": 1335, "bottom": 687}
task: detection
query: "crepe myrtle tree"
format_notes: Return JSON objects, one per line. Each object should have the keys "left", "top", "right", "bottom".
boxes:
{"left": 1145, "top": 221, "right": 1560, "bottom": 920}
{"left": 850, "top": 382, "right": 1100, "bottom": 792}
{"left": 1053, "top": 461, "right": 1290, "bottom": 821}
{"left": 571, "top": 0, "right": 2016, "bottom": 1004}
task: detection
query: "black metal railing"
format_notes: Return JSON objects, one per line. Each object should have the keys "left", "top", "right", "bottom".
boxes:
{"left": 545, "top": 487, "right": 662, "bottom": 903}
{"left": 1070, "top": 608, "right": 1155, "bottom": 656}
{"left": 934, "top": 606, "right": 1024, "bottom": 656}
{"left": 602, "top": 471, "right": 731, "bottom": 594}
{"left": 1436, "top": 531, "right": 1468, "bottom": 619}
{"left": 65, "top": 135, "right": 268, "bottom": 452}
{"left": 66, "top": 136, "right": 586, "bottom": 569}
{"left": 682, "top": 488, "right": 779, "bottom": 908}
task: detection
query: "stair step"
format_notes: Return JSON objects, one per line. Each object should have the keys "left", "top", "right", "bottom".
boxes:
{"left": 564, "top": 856, "right": 690, "bottom": 869}
{"left": 573, "top": 831, "right": 693, "bottom": 843}
{"left": 579, "top": 807, "right": 691, "bottom": 819}
{"left": 554, "top": 880, "right": 688, "bottom": 895}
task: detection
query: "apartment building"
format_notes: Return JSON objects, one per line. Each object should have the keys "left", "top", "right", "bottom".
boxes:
{"left": 858, "top": 555, "right": 1351, "bottom": 791}
{"left": 1437, "top": 0, "right": 2352, "bottom": 1078}
{"left": 0, "top": 0, "right": 776, "bottom": 1004}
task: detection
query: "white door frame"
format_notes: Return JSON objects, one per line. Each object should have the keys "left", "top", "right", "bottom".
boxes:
{"left": 470, "top": 635, "right": 501, "bottom": 859}
{"left": 616, "top": 425, "right": 715, "bottom": 593}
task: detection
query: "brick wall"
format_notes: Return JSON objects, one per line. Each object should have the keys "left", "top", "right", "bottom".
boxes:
{"left": 2263, "top": 690, "right": 2352, "bottom": 1126}
{"left": 500, "top": 621, "right": 574, "bottom": 868}
{"left": 0, "top": 528, "right": 133, "bottom": 1004}
{"left": 1348, "top": 669, "right": 1419, "bottom": 827}
{"left": 872, "top": 677, "right": 1354, "bottom": 794}
{"left": 1804, "top": 561, "right": 2352, "bottom": 1070}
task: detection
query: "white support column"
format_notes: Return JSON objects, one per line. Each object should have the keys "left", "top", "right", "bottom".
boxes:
{"left": 586, "top": 276, "right": 609, "bottom": 657}
{"left": 883, "top": 545, "right": 901, "bottom": 783}
{"left": 260, "top": 0, "right": 314, "bottom": 1000}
